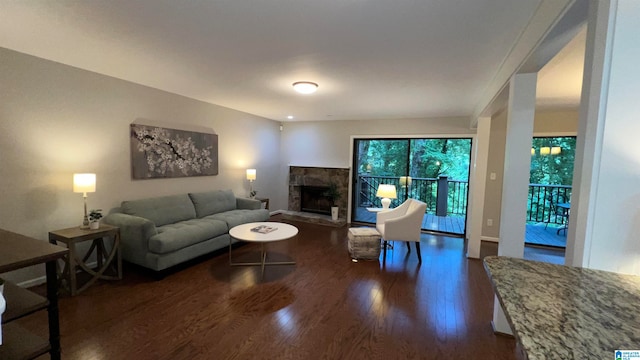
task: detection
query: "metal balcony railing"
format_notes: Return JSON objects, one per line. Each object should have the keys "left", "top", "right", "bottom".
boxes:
{"left": 527, "top": 184, "right": 572, "bottom": 224}
{"left": 356, "top": 175, "right": 468, "bottom": 216}
{"left": 357, "top": 175, "right": 571, "bottom": 224}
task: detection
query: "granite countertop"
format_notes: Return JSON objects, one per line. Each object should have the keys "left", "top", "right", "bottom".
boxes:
{"left": 484, "top": 256, "right": 640, "bottom": 360}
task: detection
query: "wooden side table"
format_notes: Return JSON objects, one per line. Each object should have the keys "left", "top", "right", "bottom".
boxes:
{"left": 255, "top": 197, "right": 269, "bottom": 210}
{"left": 0, "top": 228, "right": 68, "bottom": 360}
{"left": 48, "top": 224, "right": 121, "bottom": 296}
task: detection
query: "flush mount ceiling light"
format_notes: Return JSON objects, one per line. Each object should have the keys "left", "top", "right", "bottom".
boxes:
{"left": 292, "top": 81, "right": 318, "bottom": 94}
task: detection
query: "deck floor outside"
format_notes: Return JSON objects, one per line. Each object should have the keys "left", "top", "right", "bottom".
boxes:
{"left": 354, "top": 207, "right": 567, "bottom": 248}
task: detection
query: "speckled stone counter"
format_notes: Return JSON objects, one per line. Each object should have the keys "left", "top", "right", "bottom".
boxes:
{"left": 484, "top": 256, "right": 640, "bottom": 360}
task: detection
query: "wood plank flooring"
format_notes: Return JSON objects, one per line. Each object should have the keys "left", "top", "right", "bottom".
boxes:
{"left": 20, "top": 215, "right": 518, "bottom": 360}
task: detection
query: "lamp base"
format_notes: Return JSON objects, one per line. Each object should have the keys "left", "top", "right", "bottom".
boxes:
{"left": 381, "top": 198, "right": 391, "bottom": 209}
{"left": 80, "top": 216, "right": 89, "bottom": 229}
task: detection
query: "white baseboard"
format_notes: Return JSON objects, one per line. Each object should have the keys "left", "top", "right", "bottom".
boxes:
{"left": 18, "top": 275, "right": 47, "bottom": 288}
{"left": 481, "top": 236, "right": 500, "bottom": 243}
{"left": 17, "top": 261, "right": 98, "bottom": 288}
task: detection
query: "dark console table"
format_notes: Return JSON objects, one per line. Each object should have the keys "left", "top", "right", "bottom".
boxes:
{"left": 0, "top": 228, "right": 68, "bottom": 360}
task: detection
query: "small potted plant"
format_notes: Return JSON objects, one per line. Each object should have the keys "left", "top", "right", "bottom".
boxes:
{"left": 324, "top": 183, "right": 341, "bottom": 221}
{"left": 88, "top": 209, "right": 103, "bottom": 230}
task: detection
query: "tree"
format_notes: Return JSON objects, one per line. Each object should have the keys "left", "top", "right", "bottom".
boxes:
{"left": 530, "top": 137, "right": 576, "bottom": 185}
{"left": 357, "top": 138, "right": 471, "bottom": 180}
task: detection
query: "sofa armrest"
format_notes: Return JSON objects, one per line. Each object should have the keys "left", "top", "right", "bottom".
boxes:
{"left": 237, "top": 197, "right": 261, "bottom": 210}
{"left": 103, "top": 213, "right": 157, "bottom": 253}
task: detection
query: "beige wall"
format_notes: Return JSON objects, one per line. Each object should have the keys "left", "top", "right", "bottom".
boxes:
{"left": 534, "top": 109, "right": 580, "bottom": 134}
{"left": 0, "top": 47, "right": 280, "bottom": 283}
{"left": 481, "top": 107, "right": 579, "bottom": 240}
{"left": 281, "top": 117, "right": 476, "bottom": 168}
{"left": 482, "top": 110, "right": 508, "bottom": 238}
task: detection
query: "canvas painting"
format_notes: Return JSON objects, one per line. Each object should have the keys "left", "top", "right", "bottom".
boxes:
{"left": 130, "top": 124, "right": 218, "bottom": 179}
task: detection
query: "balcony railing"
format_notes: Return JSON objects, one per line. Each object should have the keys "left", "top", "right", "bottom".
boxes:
{"left": 356, "top": 175, "right": 468, "bottom": 216}
{"left": 527, "top": 184, "right": 572, "bottom": 224}
{"left": 357, "top": 175, "right": 571, "bottom": 224}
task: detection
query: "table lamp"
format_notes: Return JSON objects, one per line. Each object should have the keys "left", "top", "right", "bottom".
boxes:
{"left": 73, "top": 173, "right": 96, "bottom": 229}
{"left": 376, "top": 184, "right": 397, "bottom": 209}
{"left": 399, "top": 176, "right": 412, "bottom": 188}
{"left": 246, "top": 169, "right": 256, "bottom": 197}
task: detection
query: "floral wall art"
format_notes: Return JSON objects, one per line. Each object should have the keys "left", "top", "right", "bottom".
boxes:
{"left": 130, "top": 124, "right": 218, "bottom": 179}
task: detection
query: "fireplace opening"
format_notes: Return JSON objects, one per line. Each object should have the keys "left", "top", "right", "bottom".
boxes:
{"left": 300, "top": 186, "right": 332, "bottom": 215}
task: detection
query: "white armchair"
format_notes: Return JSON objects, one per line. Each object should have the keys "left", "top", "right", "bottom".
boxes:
{"left": 376, "top": 199, "right": 427, "bottom": 262}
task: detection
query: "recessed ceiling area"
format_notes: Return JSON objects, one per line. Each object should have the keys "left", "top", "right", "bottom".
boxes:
{"left": 536, "top": 26, "right": 586, "bottom": 110}
{"left": 0, "top": 1, "right": 582, "bottom": 122}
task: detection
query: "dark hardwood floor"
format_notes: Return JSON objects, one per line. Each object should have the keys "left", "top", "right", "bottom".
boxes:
{"left": 22, "top": 215, "right": 517, "bottom": 359}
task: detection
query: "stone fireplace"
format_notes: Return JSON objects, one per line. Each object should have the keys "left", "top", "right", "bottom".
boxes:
{"left": 300, "top": 185, "right": 332, "bottom": 215}
{"left": 287, "top": 166, "right": 349, "bottom": 223}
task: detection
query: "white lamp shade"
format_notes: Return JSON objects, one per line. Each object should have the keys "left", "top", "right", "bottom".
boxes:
{"left": 376, "top": 184, "right": 397, "bottom": 199}
{"left": 73, "top": 173, "right": 96, "bottom": 193}
{"left": 246, "top": 169, "right": 257, "bottom": 181}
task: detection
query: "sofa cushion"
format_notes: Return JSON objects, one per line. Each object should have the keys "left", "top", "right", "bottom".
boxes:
{"left": 208, "top": 209, "right": 270, "bottom": 229}
{"left": 121, "top": 194, "right": 196, "bottom": 227}
{"left": 149, "top": 218, "right": 228, "bottom": 254}
{"left": 189, "top": 189, "right": 237, "bottom": 218}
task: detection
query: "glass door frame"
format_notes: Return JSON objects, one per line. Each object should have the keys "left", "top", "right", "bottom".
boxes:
{"left": 348, "top": 134, "right": 473, "bottom": 237}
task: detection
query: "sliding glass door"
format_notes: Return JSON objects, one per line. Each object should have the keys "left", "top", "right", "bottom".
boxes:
{"left": 351, "top": 137, "right": 472, "bottom": 236}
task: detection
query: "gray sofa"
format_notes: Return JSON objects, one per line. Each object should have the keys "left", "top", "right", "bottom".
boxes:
{"left": 104, "top": 189, "right": 269, "bottom": 272}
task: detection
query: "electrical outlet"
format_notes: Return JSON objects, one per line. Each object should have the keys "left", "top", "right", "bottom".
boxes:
{"left": 487, "top": 219, "right": 493, "bottom": 226}
{"left": 490, "top": 172, "right": 497, "bottom": 180}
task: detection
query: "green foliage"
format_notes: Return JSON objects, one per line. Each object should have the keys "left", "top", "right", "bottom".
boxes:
{"left": 89, "top": 209, "right": 103, "bottom": 222}
{"left": 323, "top": 183, "right": 341, "bottom": 205}
{"left": 530, "top": 137, "right": 576, "bottom": 185}
{"left": 356, "top": 138, "right": 471, "bottom": 181}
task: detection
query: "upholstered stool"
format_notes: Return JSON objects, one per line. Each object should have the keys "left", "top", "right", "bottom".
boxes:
{"left": 348, "top": 227, "right": 381, "bottom": 260}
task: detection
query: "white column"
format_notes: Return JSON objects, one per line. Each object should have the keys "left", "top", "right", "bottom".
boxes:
{"left": 467, "top": 116, "right": 491, "bottom": 258}
{"left": 498, "top": 73, "right": 536, "bottom": 258}
{"left": 567, "top": 0, "right": 640, "bottom": 274}
{"left": 492, "top": 72, "right": 537, "bottom": 334}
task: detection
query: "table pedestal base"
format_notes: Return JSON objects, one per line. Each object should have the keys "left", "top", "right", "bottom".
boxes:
{"left": 229, "top": 242, "right": 295, "bottom": 279}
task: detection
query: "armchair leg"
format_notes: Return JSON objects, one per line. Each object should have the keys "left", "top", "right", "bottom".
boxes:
{"left": 383, "top": 240, "right": 388, "bottom": 259}
{"left": 405, "top": 242, "right": 411, "bottom": 253}
{"left": 415, "top": 242, "right": 422, "bottom": 263}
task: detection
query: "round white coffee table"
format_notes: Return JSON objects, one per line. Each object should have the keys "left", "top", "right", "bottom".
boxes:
{"left": 228, "top": 222, "right": 298, "bottom": 278}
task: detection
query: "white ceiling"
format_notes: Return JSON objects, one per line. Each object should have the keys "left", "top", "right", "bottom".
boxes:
{"left": 0, "top": 1, "right": 584, "bottom": 122}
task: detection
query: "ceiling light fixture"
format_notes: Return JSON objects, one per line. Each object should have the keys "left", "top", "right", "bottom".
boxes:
{"left": 292, "top": 81, "right": 318, "bottom": 94}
